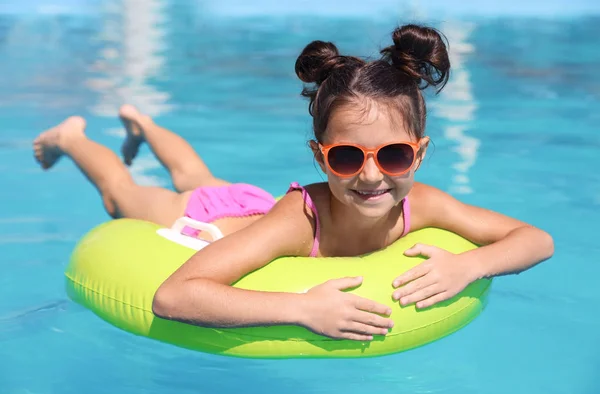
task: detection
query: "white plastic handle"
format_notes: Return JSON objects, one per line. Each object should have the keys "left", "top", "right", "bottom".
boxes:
{"left": 171, "top": 217, "right": 224, "bottom": 241}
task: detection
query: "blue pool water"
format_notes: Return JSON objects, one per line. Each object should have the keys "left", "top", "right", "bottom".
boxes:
{"left": 1, "top": 1, "right": 599, "bottom": 393}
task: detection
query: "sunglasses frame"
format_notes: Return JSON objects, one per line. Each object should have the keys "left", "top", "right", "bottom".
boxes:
{"left": 319, "top": 141, "right": 422, "bottom": 178}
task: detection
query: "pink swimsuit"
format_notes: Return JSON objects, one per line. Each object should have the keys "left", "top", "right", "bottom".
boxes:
{"left": 183, "top": 183, "right": 276, "bottom": 237}
{"left": 286, "top": 182, "right": 411, "bottom": 257}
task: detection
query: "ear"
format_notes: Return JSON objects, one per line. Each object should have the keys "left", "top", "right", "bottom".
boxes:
{"left": 414, "top": 137, "right": 430, "bottom": 172}
{"left": 309, "top": 140, "right": 327, "bottom": 173}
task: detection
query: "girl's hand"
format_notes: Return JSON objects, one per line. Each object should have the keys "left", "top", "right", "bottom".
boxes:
{"left": 391, "top": 244, "right": 478, "bottom": 309}
{"left": 301, "top": 276, "right": 394, "bottom": 341}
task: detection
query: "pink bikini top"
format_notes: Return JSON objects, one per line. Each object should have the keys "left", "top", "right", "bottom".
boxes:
{"left": 286, "top": 182, "right": 411, "bottom": 257}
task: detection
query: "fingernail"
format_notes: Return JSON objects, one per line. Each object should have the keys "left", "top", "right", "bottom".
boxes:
{"left": 381, "top": 329, "right": 388, "bottom": 335}
{"left": 392, "top": 281, "right": 398, "bottom": 287}
{"left": 400, "top": 298, "right": 407, "bottom": 306}
{"left": 386, "top": 308, "right": 392, "bottom": 315}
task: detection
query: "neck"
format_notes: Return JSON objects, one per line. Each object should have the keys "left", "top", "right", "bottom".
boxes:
{"left": 329, "top": 193, "right": 403, "bottom": 236}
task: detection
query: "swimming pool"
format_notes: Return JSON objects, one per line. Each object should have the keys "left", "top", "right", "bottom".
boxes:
{"left": 1, "top": 1, "right": 599, "bottom": 393}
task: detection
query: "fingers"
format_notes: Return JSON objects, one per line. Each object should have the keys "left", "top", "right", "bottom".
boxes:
{"left": 403, "top": 243, "right": 440, "bottom": 258}
{"left": 352, "top": 309, "right": 394, "bottom": 330}
{"left": 392, "top": 276, "right": 433, "bottom": 302}
{"left": 339, "top": 332, "right": 374, "bottom": 341}
{"left": 328, "top": 276, "right": 363, "bottom": 290}
{"left": 342, "top": 321, "right": 391, "bottom": 337}
{"left": 393, "top": 263, "right": 430, "bottom": 288}
{"left": 396, "top": 284, "right": 441, "bottom": 307}
{"left": 337, "top": 316, "right": 393, "bottom": 341}
{"left": 353, "top": 296, "right": 392, "bottom": 316}
{"left": 414, "top": 291, "right": 450, "bottom": 309}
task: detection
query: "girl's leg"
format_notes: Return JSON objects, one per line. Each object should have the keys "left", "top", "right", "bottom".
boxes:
{"left": 119, "top": 104, "right": 228, "bottom": 192}
{"left": 33, "top": 116, "right": 192, "bottom": 227}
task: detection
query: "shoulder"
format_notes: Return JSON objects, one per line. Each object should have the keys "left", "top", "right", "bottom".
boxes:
{"left": 251, "top": 184, "right": 325, "bottom": 256}
{"left": 407, "top": 182, "right": 533, "bottom": 246}
{"left": 278, "top": 182, "right": 327, "bottom": 208}
{"left": 407, "top": 182, "right": 465, "bottom": 230}
{"left": 409, "top": 182, "right": 451, "bottom": 202}
{"left": 408, "top": 182, "right": 453, "bottom": 208}
{"left": 288, "top": 182, "right": 329, "bottom": 198}
{"left": 285, "top": 182, "right": 330, "bottom": 213}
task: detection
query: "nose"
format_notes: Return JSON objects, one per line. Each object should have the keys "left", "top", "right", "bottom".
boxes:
{"left": 358, "top": 154, "right": 384, "bottom": 183}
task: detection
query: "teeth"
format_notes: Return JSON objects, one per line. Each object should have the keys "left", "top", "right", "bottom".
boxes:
{"left": 356, "top": 189, "right": 387, "bottom": 196}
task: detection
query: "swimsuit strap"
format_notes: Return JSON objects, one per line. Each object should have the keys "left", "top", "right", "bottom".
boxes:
{"left": 286, "top": 183, "right": 409, "bottom": 256}
{"left": 287, "top": 182, "right": 320, "bottom": 257}
{"left": 400, "top": 196, "right": 411, "bottom": 237}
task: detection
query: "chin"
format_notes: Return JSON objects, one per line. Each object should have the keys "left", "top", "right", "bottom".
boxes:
{"left": 345, "top": 193, "right": 398, "bottom": 219}
{"left": 357, "top": 203, "right": 397, "bottom": 219}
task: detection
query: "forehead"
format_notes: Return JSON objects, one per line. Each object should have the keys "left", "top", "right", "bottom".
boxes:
{"left": 324, "top": 98, "right": 414, "bottom": 146}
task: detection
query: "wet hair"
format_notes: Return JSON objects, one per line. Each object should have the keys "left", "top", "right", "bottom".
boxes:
{"left": 295, "top": 24, "right": 450, "bottom": 142}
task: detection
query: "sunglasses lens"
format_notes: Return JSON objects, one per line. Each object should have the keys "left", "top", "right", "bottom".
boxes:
{"left": 377, "top": 143, "right": 415, "bottom": 174}
{"left": 328, "top": 145, "right": 365, "bottom": 175}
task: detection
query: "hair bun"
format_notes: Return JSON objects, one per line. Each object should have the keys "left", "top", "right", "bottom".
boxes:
{"left": 381, "top": 24, "right": 450, "bottom": 91}
{"left": 295, "top": 41, "right": 358, "bottom": 85}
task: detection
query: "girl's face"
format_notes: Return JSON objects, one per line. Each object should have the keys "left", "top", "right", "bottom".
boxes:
{"left": 312, "top": 100, "right": 429, "bottom": 219}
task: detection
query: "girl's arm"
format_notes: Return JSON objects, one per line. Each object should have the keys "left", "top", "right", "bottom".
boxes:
{"left": 423, "top": 183, "right": 554, "bottom": 277}
{"left": 153, "top": 191, "right": 394, "bottom": 341}
{"left": 392, "top": 183, "right": 554, "bottom": 307}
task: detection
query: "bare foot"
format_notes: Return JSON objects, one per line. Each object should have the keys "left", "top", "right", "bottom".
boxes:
{"left": 119, "top": 104, "right": 146, "bottom": 166}
{"left": 33, "top": 116, "right": 86, "bottom": 170}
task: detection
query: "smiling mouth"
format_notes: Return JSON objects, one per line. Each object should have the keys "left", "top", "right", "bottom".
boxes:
{"left": 351, "top": 189, "right": 392, "bottom": 199}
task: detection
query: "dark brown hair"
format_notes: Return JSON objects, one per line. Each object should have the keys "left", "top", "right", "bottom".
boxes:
{"left": 295, "top": 24, "right": 450, "bottom": 142}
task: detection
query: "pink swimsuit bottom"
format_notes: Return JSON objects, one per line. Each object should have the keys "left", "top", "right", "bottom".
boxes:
{"left": 183, "top": 183, "right": 276, "bottom": 237}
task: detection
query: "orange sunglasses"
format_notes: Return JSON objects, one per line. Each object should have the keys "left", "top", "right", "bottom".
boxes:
{"left": 319, "top": 141, "right": 422, "bottom": 177}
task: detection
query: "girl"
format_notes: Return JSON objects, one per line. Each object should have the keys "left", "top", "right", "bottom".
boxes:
{"left": 151, "top": 24, "right": 554, "bottom": 342}
{"left": 33, "top": 105, "right": 276, "bottom": 240}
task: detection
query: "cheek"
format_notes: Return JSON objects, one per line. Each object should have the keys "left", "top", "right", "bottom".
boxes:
{"left": 326, "top": 173, "right": 351, "bottom": 196}
{"left": 390, "top": 174, "right": 415, "bottom": 195}
{"left": 327, "top": 173, "right": 343, "bottom": 188}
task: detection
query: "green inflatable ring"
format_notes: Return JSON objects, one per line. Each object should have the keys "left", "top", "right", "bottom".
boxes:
{"left": 65, "top": 218, "right": 491, "bottom": 358}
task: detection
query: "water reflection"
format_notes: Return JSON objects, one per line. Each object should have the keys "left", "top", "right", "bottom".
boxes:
{"left": 430, "top": 20, "right": 480, "bottom": 195}
{"left": 85, "top": 0, "right": 173, "bottom": 187}
{"left": 86, "top": 0, "right": 172, "bottom": 117}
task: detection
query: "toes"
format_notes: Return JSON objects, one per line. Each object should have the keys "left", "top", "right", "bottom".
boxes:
{"left": 123, "top": 153, "right": 132, "bottom": 166}
{"left": 119, "top": 104, "right": 140, "bottom": 121}
{"left": 121, "top": 140, "right": 139, "bottom": 166}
